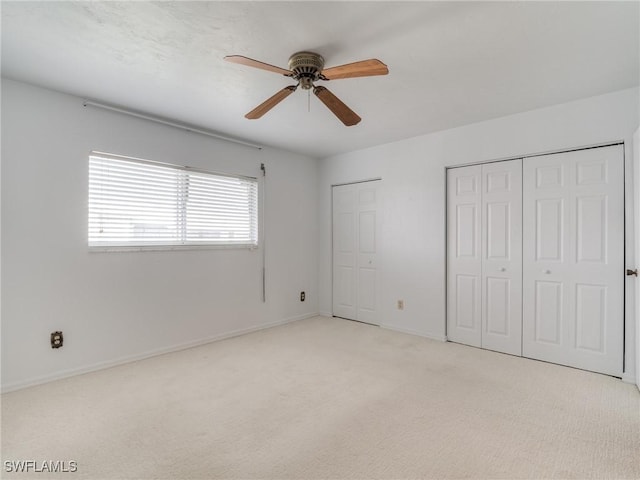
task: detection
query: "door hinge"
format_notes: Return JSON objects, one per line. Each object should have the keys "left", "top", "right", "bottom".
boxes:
{"left": 626, "top": 269, "right": 638, "bottom": 277}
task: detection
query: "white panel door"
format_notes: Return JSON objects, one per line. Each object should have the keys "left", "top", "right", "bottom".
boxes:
{"left": 332, "top": 181, "right": 380, "bottom": 325}
{"left": 447, "top": 166, "right": 482, "bottom": 347}
{"left": 332, "top": 185, "right": 357, "bottom": 321}
{"left": 481, "top": 160, "right": 523, "bottom": 356}
{"left": 522, "top": 145, "right": 624, "bottom": 376}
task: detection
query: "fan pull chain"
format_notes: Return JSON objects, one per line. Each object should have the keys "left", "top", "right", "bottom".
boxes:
{"left": 308, "top": 89, "right": 311, "bottom": 112}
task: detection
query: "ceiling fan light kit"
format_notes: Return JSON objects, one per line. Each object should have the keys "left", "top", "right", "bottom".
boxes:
{"left": 224, "top": 51, "right": 388, "bottom": 126}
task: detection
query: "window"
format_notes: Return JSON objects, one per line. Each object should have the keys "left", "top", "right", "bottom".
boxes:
{"left": 89, "top": 153, "right": 258, "bottom": 248}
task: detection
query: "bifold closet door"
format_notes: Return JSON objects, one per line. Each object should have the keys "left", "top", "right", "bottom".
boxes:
{"left": 481, "top": 160, "right": 522, "bottom": 356}
{"left": 332, "top": 181, "right": 380, "bottom": 325}
{"left": 447, "top": 160, "right": 522, "bottom": 355}
{"left": 447, "top": 166, "right": 482, "bottom": 347}
{"left": 522, "top": 145, "right": 624, "bottom": 376}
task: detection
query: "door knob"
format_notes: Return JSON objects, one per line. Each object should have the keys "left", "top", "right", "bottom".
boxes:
{"left": 500, "top": 267, "right": 506, "bottom": 272}
{"left": 544, "top": 270, "right": 551, "bottom": 274}
{"left": 627, "top": 269, "right": 638, "bottom": 277}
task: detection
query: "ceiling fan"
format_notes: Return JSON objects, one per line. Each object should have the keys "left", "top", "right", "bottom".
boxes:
{"left": 224, "top": 51, "right": 388, "bottom": 126}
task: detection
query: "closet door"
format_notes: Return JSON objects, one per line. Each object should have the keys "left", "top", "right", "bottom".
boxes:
{"left": 481, "top": 160, "right": 522, "bottom": 356}
{"left": 332, "top": 181, "right": 380, "bottom": 325}
{"left": 333, "top": 184, "right": 357, "bottom": 321}
{"left": 447, "top": 161, "right": 523, "bottom": 354}
{"left": 447, "top": 166, "right": 482, "bottom": 347}
{"left": 522, "top": 145, "right": 624, "bottom": 376}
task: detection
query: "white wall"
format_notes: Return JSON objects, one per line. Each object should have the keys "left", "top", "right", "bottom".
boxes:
{"left": 318, "top": 87, "right": 640, "bottom": 380}
{"left": 1, "top": 79, "right": 319, "bottom": 391}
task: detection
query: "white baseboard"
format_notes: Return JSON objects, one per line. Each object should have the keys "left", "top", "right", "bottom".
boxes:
{"left": 380, "top": 324, "right": 447, "bottom": 342}
{"left": 621, "top": 372, "right": 637, "bottom": 385}
{"left": 1, "top": 312, "right": 318, "bottom": 393}
{"left": 318, "top": 311, "right": 333, "bottom": 317}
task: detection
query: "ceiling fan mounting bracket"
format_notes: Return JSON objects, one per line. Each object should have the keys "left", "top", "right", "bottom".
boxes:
{"left": 288, "top": 51, "right": 326, "bottom": 89}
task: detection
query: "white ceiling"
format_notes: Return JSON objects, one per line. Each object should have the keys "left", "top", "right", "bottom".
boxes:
{"left": 2, "top": 1, "right": 639, "bottom": 158}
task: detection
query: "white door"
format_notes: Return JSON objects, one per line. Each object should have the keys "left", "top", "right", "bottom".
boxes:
{"left": 522, "top": 145, "right": 624, "bottom": 376}
{"left": 447, "top": 161, "right": 523, "bottom": 355}
{"left": 481, "top": 160, "right": 523, "bottom": 356}
{"left": 332, "top": 181, "right": 380, "bottom": 324}
{"left": 447, "top": 165, "right": 482, "bottom": 347}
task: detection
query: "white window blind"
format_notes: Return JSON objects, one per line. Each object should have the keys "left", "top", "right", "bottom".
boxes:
{"left": 89, "top": 154, "right": 258, "bottom": 248}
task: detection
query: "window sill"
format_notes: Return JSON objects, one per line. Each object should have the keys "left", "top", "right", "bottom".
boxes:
{"left": 88, "top": 244, "right": 259, "bottom": 253}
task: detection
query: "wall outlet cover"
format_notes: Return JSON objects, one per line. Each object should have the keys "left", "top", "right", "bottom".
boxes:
{"left": 51, "top": 331, "right": 63, "bottom": 349}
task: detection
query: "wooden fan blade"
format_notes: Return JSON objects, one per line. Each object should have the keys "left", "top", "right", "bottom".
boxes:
{"left": 321, "top": 59, "right": 388, "bottom": 80}
{"left": 245, "top": 86, "right": 297, "bottom": 119}
{"left": 313, "top": 86, "right": 361, "bottom": 126}
{"left": 224, "top": 55, "right": 292, "bottom": 76}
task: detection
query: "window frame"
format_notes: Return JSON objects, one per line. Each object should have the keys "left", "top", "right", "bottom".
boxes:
{"left": 88, "top": 151, "right": 259, "bottom": 251}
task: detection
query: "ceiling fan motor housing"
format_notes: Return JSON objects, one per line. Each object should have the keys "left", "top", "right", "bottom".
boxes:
{"left": 288, "top": 51, "right": 325, "bottom": 89}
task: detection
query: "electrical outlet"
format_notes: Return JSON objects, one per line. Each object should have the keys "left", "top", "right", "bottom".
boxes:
{"left": 300, "top": 291, "right": 306, "bottom": 302}
{"left": 51, "top": 331, "right": 63, "bottom": 349}
{"left": 397, "top": 300, "right": 404, "bottom": 310}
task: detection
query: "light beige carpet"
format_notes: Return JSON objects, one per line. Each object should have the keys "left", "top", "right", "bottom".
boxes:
{"left": 2, "top": 316, "right": 639, "bottom": 479}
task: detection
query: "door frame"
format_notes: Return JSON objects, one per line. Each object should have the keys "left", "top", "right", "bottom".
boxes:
{"left": 633, "top": 128, "right": 640, "bottom": 390}
{"left": 331, "top": 178, "right": 382, "bottom": 322}
{"left": 445, "top": 140, "right": 632, "bottom": 378}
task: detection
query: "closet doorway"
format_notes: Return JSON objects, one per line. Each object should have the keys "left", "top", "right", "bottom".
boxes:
{"left": 447, "top": 144, "right": 624, "bottom": 376}
{"left": 332, "top": 180, "right": 380, "bottom": 325}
